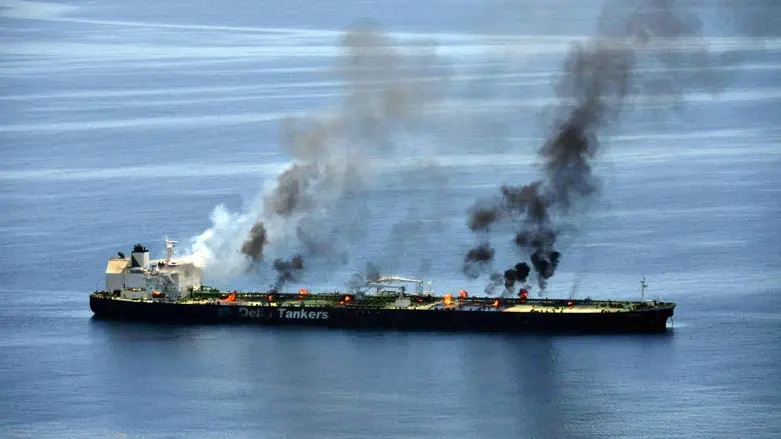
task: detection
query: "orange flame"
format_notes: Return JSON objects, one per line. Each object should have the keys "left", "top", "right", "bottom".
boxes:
{"left": 567, "top": 301, "right": 574, "bottom": 307}
{"left": 344, "top": 295, "right": 352, "bottom": 302}
{"left": 492, "top": 300, "right": 500, "bottom": 307}
{"left": 443, "top": 294, "right": 453, "bottom": 306}
{"left": 299, "top": 288, "right": 309, "bottom": 295}
{"left": 459, "top": 289, "right": 468, "bottom": 299}
{"left": 225, "top": 292, "right": 237, "bottom": 302}
{"left": 519, "top": 289, "right": 528, "bottom": 303}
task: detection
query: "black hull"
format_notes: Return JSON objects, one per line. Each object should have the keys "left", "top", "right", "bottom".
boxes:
{"left": 90, "top": 296, "right": 674, "bottom": 333}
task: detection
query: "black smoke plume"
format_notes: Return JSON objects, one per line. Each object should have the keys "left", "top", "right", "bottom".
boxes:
{"left": 240, "top": 222, "right": 268, "bottom": 261}
{"left": 463, "top": 242, "right": 495, "bottom": 278}
{"left": 503, "top": 262, "right": 531, "bottom": 290}
{"left": 464, "top": 0, "right": 724, "bottom": 290}
{"left": 271, "top": 255, "right": 304, "bottom": 291}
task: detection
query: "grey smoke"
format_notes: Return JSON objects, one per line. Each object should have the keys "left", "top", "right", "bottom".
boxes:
{"left": 377, "top": 162, "right": 452, "bottom": 279}
{"left": 266, "top": 164, "right": 315, "bottom": 218}
{"left": 347, "top": 261, "right": 382, "bottom": 289}
{"left": 484, "top": 272, "right": 505, "bottom": 296}
{"left": 237, "top": 25, "right": 449, "bottom": 289}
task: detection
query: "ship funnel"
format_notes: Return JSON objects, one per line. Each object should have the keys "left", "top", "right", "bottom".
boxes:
{"left": 131, "top": 244, "right": 149, "bottom": 268}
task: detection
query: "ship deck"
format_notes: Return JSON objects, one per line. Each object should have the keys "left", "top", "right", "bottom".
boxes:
{"left": 94, "top": 290, "right": 673, "bottom": 315}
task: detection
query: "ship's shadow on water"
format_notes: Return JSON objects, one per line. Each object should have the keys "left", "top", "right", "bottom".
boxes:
{"left": 88, "top": 314, "right": 679, "bottom": 341}
{"left": 89, "top": 314, "right": 678, "bottom": 336}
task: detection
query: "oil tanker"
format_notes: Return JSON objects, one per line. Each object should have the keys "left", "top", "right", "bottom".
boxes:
{"left": 89, "top": 241, "right": 675, "bottom": 332}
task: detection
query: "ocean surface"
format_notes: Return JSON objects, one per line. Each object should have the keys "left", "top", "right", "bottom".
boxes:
{"left": 1, "top": 1, "right": 780, "bottom": 438}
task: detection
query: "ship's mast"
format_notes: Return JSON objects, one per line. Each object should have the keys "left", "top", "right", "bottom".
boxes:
{"left": 640, "top": 276, "right": 648, "bottom": 301}
{"left": 165, "top": 237, "right": 177, "bottom": 263}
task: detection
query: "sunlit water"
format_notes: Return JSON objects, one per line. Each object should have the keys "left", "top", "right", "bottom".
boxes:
{"left": 1, "top": 1, "right": 779, "bottom": 438}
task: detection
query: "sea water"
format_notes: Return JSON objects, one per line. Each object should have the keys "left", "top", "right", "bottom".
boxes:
{"left": 1, "top": 1, "right": 779, "bottom": 437}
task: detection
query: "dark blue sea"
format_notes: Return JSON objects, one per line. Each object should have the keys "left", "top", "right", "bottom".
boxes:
{"left": 1, "top": 1, "right": 779, "bottom": 438}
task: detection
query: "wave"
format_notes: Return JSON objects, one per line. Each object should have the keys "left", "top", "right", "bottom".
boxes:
{"left": 0, "top": 110, "right": 298, "bottom": 133}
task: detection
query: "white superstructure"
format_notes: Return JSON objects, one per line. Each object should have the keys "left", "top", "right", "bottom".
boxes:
{"left": 104, "top": 239, "right": 202, "bottom": 301}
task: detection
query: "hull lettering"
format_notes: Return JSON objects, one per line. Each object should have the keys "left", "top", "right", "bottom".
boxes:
{"left": 238, "top": 307, "right": 329, "bottom": 320}
{"left": 278, "top": 308, "right": 329, "bottom": 320}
